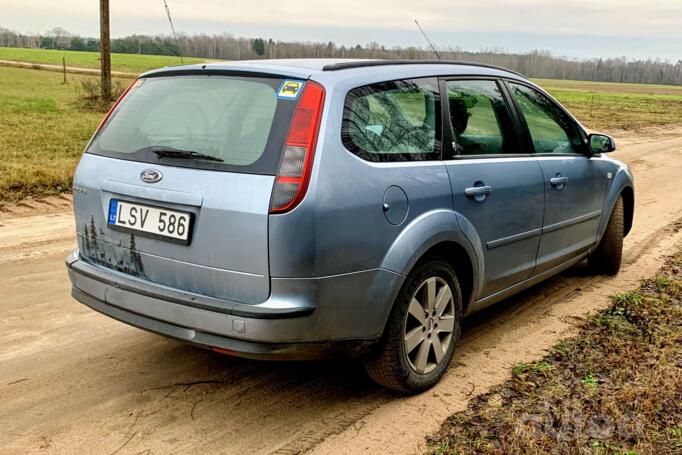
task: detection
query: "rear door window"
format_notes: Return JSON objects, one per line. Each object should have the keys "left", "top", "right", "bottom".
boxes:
{"left": 342, "top": 78, "right": 441, "bottom": 162}
{"left": 445, "top": 79, "right": 518, "bottom": 157}
{"left": 88, "top": 75, "right": 299, "bottom": 174}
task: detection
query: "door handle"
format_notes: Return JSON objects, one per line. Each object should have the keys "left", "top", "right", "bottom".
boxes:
{"left": 464, "top": 185, "right": 493, "bottom": 202}
{"left": 550, "top": 176, "right": 568, "bottom": 189}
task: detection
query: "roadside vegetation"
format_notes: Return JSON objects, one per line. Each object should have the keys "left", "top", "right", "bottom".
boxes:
{"left": 1, "top": 57, "right": 682, "bottom": 204}
{"left": 0, "top": 47, "right": 206, "bottom": 73}
{"left": 427, "top": 250, "right": 682, "bottom": 454}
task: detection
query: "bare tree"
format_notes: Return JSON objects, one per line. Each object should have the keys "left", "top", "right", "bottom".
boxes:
{"left": 1, "top": 25, "right": 681, "bottom": 85}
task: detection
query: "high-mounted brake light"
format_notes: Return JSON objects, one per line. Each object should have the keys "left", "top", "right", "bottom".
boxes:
{"left": 96, "top": 78, "right": 143, "bottom": 133}
{"left": 270, "top": 81, "right": 325, "bottom": 213}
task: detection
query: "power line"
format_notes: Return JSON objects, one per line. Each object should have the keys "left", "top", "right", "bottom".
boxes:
{"left": 163, "top": 0, "right": 184, "bottom": 64}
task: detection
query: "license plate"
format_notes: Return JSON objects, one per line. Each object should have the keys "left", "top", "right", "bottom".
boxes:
{"left": 108, "top": 199, "right": 193, "bottom": 245}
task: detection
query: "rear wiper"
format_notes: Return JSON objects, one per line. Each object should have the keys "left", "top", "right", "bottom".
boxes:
{"left": 146, "top": 146, "right": 224, "bottom": 162}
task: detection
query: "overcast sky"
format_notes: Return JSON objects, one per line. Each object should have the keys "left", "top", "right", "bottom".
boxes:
{"left": 2, "top": 0, "right": 681, "bottom": 60}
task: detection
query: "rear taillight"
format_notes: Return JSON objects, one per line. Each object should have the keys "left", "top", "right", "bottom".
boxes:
{"left": 270, "top": 81, "right": 325, "bottom": 213}
{"left": 96, "top": 78, "right": 143, "bottom": 133}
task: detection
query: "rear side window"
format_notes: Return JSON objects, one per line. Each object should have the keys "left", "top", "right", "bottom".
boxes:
{"left": 342, "top": 78, "right": 441, "bottom": 162}
{"left": 509, "top": 83, "right": 583, "bottom": 155}
{"left": 88, "top": 75, "right": 299, "bottom": 174}
{"left": 445, "top": 80, "right": 517, "bottom": 157}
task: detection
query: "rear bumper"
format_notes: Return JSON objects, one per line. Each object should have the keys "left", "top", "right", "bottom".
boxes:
{"left": 66, "top": 251, "right": 404, "bottom": 359}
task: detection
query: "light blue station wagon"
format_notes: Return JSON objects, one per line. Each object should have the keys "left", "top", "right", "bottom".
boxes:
{"left": 66, "top": 59, "right": 634, "bottom": 392}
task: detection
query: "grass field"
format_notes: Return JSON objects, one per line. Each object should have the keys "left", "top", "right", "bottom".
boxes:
{"left": 427, "top": 249, "right": 682, "bottom": 454}
{"left": 537, "top": 78, "right": 682, "bottom": 131}
{"left": 0, "top": 67, "right": 102, "bottom": 202}
{"left": 0, "top": 59, "right": 681, "bottom": 203}
{"left": 0, "top": 47, "right": 206, "bottom": 73}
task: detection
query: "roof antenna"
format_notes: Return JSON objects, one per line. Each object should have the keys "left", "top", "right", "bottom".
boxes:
{"left": 163, "top": 0, "right": 184, "bottom": 64}
{"left": 414, "top": 19, "right": 441, "bottom": 60}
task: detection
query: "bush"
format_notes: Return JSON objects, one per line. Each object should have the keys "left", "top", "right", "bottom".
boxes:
{"left": 74, "top": 78, "right": 126, "bottom": 112}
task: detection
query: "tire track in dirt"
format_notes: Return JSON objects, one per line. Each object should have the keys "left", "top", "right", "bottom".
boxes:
{"left": 1, "top": 127, "right": 681, "bottom": 454}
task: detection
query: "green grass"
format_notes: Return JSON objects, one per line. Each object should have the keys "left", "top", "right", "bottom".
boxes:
{"left": 0, "top": 47, "right": 207, "bottom": 74}
{"left": 0, "top": 67, "right": 103, "bottom": 203}
{"left": 427, "top": 250, "right": 682, "bottom": 455}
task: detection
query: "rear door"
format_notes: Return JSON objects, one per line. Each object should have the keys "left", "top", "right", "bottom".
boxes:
{"left": 506, "top": 82, "right": 606, "bottom": 273}
{"left": 74, "top": 74, "right": 302, "bottom": 304}
{"left": 441, "top": 78, "right": 545, "bottom": 298}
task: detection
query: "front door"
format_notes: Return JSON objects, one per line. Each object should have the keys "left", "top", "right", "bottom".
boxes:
{"left": 506, "top": 82, "right": 607, "bottom": 273}
{"left": 442, "top": 79, "right": 545, "bottom": 298}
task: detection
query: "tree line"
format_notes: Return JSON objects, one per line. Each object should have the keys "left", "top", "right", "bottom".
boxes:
{"left": 1, "top": 26, "right": 681, "bottom": 85}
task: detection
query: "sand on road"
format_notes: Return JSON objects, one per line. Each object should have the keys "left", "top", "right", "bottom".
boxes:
{"left": 1, "top": 126, "right": 681, "bottom": 454}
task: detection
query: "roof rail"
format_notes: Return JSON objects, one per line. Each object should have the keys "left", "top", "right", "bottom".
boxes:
{"left": 321, "top": 59, "right": 525, "bottom": 77}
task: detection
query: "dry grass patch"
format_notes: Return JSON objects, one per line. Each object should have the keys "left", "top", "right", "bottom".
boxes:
{"left": 427, "top": 251, "right": 682, "bottom": 454}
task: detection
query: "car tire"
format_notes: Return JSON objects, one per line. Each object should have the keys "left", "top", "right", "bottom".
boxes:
{"left": 588, "top": 195, "right": 624, "bottom": 275}
{"left": 363, "top": 259, "right": 462, "bottom": 393}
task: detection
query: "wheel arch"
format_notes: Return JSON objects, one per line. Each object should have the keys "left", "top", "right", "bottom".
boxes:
{"left": 416, "top": 241, "right": 476, "bottom": 313}
{"left": 598, "top": 164, "right": 635, "bottom": 241}
{"left": 380, "top": 210, "right": 481, "bottom": 314}
{"left": 621, "top": 185, "right": 634, "bottom": 237}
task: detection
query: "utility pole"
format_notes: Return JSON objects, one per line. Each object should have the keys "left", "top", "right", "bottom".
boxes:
{"left": 100, "top": 0, "right": 112, "bottom": 102}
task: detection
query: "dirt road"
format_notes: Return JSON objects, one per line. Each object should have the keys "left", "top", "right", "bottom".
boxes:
{"left": 2, "top": 126, "right": 682, "bottom": 454}
{"left": 0, "top": 59, "right": 138, "bottom": 79}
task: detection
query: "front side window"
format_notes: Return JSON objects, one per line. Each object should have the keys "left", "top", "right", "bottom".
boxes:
{"left": 445, "top": 80, "right": 517, "bottom": 156}
{"left": 509, "top": 83, "right": 584, "bottom": 155}
{"left": 342, "top": 78, "right": 440, "bottom": 162}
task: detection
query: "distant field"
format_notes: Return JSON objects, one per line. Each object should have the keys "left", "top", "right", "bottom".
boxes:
{"left": 1, "top": 64, "right": 681, "bottom": 203}
{"left": 535, "top": 78, "right": 682, "bottom": 131}
{"left": 0, "top": 47, "right": 206, "bottom": 73}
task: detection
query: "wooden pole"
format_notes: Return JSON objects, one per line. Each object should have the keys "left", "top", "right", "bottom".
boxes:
{"left": 99, "top": 0, "right": 112, "bottom": 102}
{"left": 62, "top": 56, "right": 67, "bottom": 84}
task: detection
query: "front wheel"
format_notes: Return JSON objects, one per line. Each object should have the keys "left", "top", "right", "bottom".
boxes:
{"left": 363, "top": 259, "right": 462, "bottom": 393}
{"left": 588, "top": 196, "right": 624, "bottom": 275}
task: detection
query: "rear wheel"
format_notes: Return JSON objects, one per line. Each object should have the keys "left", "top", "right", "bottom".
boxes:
{"left": 363, "top": 260, "right": 462, "bottom": 393}
{"left": 588, "top": 196, "right": 624, "bottom": 275}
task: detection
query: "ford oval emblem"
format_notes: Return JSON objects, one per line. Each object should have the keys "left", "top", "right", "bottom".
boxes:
{"left": 140, "top": 169, "right": 163, "bottom": 184}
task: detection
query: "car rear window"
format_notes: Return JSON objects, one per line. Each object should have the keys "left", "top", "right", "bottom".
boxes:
{"left": 87, "top": 75, "right": 300, "bottom": 174}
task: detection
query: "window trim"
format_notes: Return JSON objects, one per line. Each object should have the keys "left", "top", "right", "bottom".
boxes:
{"left": 340, "top": 77, "right": 443, "bottom": 163}
{"left": 439, "top": 76, "right": 527, "bottom": 160}
{"left": 501, "top": 79, "right": 591, "bottom": 158}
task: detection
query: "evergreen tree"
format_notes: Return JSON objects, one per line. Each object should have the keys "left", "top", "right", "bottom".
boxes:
{"left": 128, "top": 235, "right": 144, "bottom": 276}
{"left": 69, "top": 36, "right": 85, "bottom": 51}
{"left": 89, "top": 216, "right": 99, "bottom": 260}
{"left": 128, "top": 234, "right": 137, "bottom": 271}
{"left": 252, "top": 38, "right": 265, "bottom": 56}
{"left": 83, "top": 223, "right": 90, "bottom": 251}
{"left": 89, "top": 216, "right": 97, "bottom": 245}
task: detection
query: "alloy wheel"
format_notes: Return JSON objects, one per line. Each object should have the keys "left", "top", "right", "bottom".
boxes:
{"left": 403, "top": 276, "right": 456, "bottom": 374}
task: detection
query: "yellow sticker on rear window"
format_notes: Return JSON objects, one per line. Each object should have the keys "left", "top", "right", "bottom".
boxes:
{"left": 277, "top": 80, "right": 305, "bottom": 100}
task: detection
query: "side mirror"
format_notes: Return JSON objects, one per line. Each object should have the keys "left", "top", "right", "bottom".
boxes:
{"left": 588, "top": 133, "right": 616, "bottom": 154}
